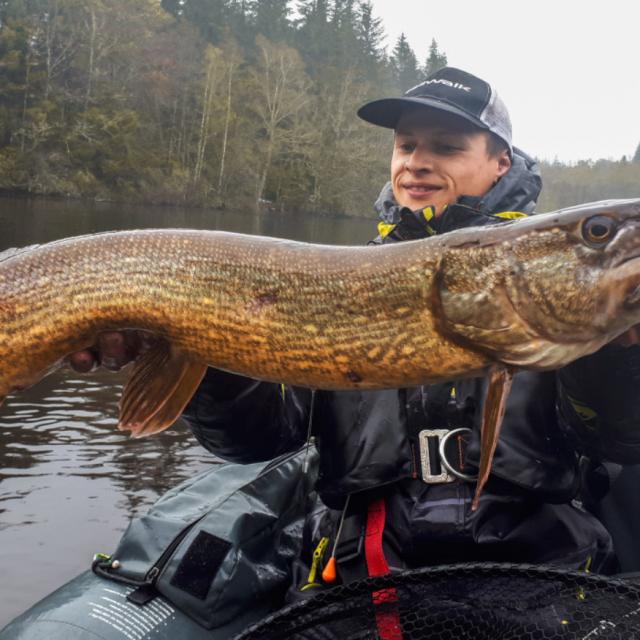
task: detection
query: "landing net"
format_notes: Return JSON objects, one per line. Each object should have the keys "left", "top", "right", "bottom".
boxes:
{"left": 235, "top": 563, "right": 640, "bottom": 640}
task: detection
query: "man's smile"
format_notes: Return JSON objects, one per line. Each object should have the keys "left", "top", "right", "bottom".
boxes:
{"left": 401, "top": 183, "right": 444, "bottom": 199}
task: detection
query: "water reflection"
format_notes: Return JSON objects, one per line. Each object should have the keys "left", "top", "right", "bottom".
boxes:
{"left": 0, "top": 197, "right": 375, "bottom": 247}
{"left": 0, "top": 196, "right": 375, "bottom": 626}
{"left": 0, "top": 368, "right": 217, "bottom": 623}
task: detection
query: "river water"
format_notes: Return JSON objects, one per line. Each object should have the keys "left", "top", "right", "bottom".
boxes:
{"left": 0, "top": 197, "right": 375, "bottom": 627}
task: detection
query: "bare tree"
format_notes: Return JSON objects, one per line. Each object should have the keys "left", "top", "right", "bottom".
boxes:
{"left": 252, "top": 35, "right": 310, "bottom": 206}
{"left": 193, "top": 45, "right": 223, "bottom": 184}
{"left": 42, "top": 0, "right": 77, "bottom": 101}
{"left": 218, "top": 41, "right": 242, "bottom": 194}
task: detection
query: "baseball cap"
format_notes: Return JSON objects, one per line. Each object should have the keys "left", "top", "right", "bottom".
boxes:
{"left": 357, "top": 67, "right": 512, "bottom": 154}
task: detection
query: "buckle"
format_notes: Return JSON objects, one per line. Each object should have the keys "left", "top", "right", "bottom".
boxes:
{"left": 418, "top": 428, "right": 478, "bottom": 484}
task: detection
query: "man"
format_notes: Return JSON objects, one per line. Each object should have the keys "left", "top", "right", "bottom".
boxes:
{"left": 70, "top": 67, "right": 640, "bottom": 588}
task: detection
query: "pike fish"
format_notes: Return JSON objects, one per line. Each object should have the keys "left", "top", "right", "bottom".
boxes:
{"left": 2, "top": 198, "right": 640, "bottom": 507}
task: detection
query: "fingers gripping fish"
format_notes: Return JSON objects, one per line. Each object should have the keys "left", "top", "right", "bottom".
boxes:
{"left": 1, "top": 199, "right": 640, "bottom": 508}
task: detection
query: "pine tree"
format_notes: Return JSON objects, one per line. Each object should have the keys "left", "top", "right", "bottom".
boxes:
{"left": 331, "top": 0, "right": 357, "bottom": 28}
{"left": 159, "top": 0, "right": 182, "bottom": 18}
{"left": 356, "top": 1, "right": 384, "bottom": 64}
{"left": 423, "top": 38, "right": 447, "bottom": 78}
{"left": 161, "top": 0, "right": 250, "bottom": 45}
{"left": 294, "top": 0, "right": 331, "bottom": 71}
{"left": 0, "top": 0, "right": 50, "bottom": 23}
{"left": 390, "top": 33, "right": 420, "bottom": 92}
{"left": 248, "top": 0, "right": 291, "bottom": 42}
{"left": 295, "top": 0, "right": 328, "bottom": 27}
{"left": 330, "top": 0, "right": 359, "bottom": 63}
{"left": 633, "top": 141, "right": 640, "bottom": 164}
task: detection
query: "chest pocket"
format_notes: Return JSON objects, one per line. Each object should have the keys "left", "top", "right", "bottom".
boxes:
{"left": 314, "top": 389, "right": 414, "bottom": 508}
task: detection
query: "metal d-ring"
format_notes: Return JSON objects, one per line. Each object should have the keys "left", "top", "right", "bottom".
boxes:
{"left": 438, "top": 428, "right": 478, "bottom": 482}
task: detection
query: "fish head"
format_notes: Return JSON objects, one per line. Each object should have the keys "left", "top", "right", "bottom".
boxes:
{"left": 435, "top": 198, "right": 640, "bottom": 369}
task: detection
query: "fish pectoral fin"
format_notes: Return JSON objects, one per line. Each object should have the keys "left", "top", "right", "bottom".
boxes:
{"left": 471, "top": 364, "right": 514, "bottom": 512}
{"left": 118, "top": 340, "right": 207, "bottom": 438}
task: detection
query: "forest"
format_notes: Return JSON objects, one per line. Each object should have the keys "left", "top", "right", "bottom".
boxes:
{"left": 0, "top": 0, "right": 638, "bottom": 217}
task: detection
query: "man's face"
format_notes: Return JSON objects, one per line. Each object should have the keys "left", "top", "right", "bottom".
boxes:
{"left": 391, "top": 109, "right": 511, "bottom": 215}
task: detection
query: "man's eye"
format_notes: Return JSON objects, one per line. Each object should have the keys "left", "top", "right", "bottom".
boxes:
{"left": 436, "top": 144, "right": 462, "bottom": 153}
{"left": 399, "top": 142, "right": 415, "bottom": 152}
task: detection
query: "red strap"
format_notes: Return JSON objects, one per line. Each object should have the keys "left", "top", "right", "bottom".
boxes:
{"left": 365, "top": 497, "right": 390, "bottom": 576}
{"left": 365, "top": 498, "right": 403, "bottom": 640}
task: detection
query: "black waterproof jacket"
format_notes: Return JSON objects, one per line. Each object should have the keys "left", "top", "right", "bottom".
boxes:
{"left": 183, "top": 149, "right": 640, "bottom": 576}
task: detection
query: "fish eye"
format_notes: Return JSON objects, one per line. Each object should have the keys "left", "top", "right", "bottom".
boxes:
{"left": 582, "top": 215, "right": 618, "bottom": 247}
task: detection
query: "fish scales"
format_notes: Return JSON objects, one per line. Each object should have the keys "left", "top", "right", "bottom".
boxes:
{"left": 3, "top": 198, "right": 640, "bottom": 405}
{"left": 0, "top": 228, "right": 492, "bottom": 398}
{"left": 4, "top": 199, "right": 640, "bottom": 505}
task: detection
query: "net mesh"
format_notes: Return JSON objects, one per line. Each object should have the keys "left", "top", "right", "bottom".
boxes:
{"left": 234, "top": 563, "right": 640, "bottom": 640}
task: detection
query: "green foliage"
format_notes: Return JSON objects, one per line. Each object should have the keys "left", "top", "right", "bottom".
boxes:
{"left": 1, "top": 0, "right": 631, "bottom": 217}
{"left": 390, "top": 33, "right": 420, "bottom": 92}
{"left": 248, "top": 0, "right": 291, "bottom": 43}
{"left": 356, "top": 1, "right": 384, "bottom": 65}
{"left": 160, "top": 0, "right": 248, "bottom": 45}
{"left": 0, "top": 0, "right": 447, "bottom": 216}
{"left": 538, "top": 159, "right": 640, "bottom": 212}
{"left": 423, "top": 38, "right": 447, "bottom": 78}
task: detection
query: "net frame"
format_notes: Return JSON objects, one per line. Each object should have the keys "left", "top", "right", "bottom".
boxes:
{"left": 234, "top": 562, "right": 640, "bottom": 640}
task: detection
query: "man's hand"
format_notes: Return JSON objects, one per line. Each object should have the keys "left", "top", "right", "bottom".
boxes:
{"left": 67, "top": 331, "right": 154, "bottom": 372}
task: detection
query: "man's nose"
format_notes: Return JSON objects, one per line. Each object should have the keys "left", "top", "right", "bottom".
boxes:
{"left": 404, "top": 148, "right": 434, "bottom": 172}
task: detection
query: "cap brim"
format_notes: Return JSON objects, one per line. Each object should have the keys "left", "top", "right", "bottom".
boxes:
{"left": 357, "top": 96, "right": 489, "bottom": 132}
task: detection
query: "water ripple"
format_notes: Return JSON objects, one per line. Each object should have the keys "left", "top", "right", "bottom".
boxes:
{"left": 0, "top": 367, "right": 219, "bottom": 627}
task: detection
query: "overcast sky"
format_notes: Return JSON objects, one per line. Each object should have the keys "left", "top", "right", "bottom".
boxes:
{"left": 369, "top": 0, "right": 640, "bottom": 163}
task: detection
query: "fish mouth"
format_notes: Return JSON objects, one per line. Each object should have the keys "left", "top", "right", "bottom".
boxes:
{"left": 626, "top": 284, "right": 640, "bottom": 307}
{"left": 612, "top": 249, "right": 640, "bottom": 269}
{"left": 618, "top": 255, "right": 640, "bottom": 308}
{"left": 608, "top": 219, "right": 640, "bottom": 269}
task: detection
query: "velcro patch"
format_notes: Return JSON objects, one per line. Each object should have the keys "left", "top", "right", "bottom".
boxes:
{"left": 170, "top": 531, "right": 231, "bottom": 600}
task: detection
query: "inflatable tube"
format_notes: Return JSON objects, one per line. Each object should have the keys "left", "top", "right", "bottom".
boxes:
{"left": 0, "top": 570, "right": 239, "bottom": 640}
{"left": 0, "top": 448, "right": 318, "bottom": 639}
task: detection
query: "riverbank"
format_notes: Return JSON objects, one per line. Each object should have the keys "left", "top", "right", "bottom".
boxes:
{"left": 0, "top": 187, "right": 372, "bottom": 220}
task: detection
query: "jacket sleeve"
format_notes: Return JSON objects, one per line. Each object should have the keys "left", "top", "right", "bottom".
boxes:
{"left": 181, "top": 367, "right": 312, "bottom": 463}
{"left": 556, "top": 343, "right": 640, "bottom": 463}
